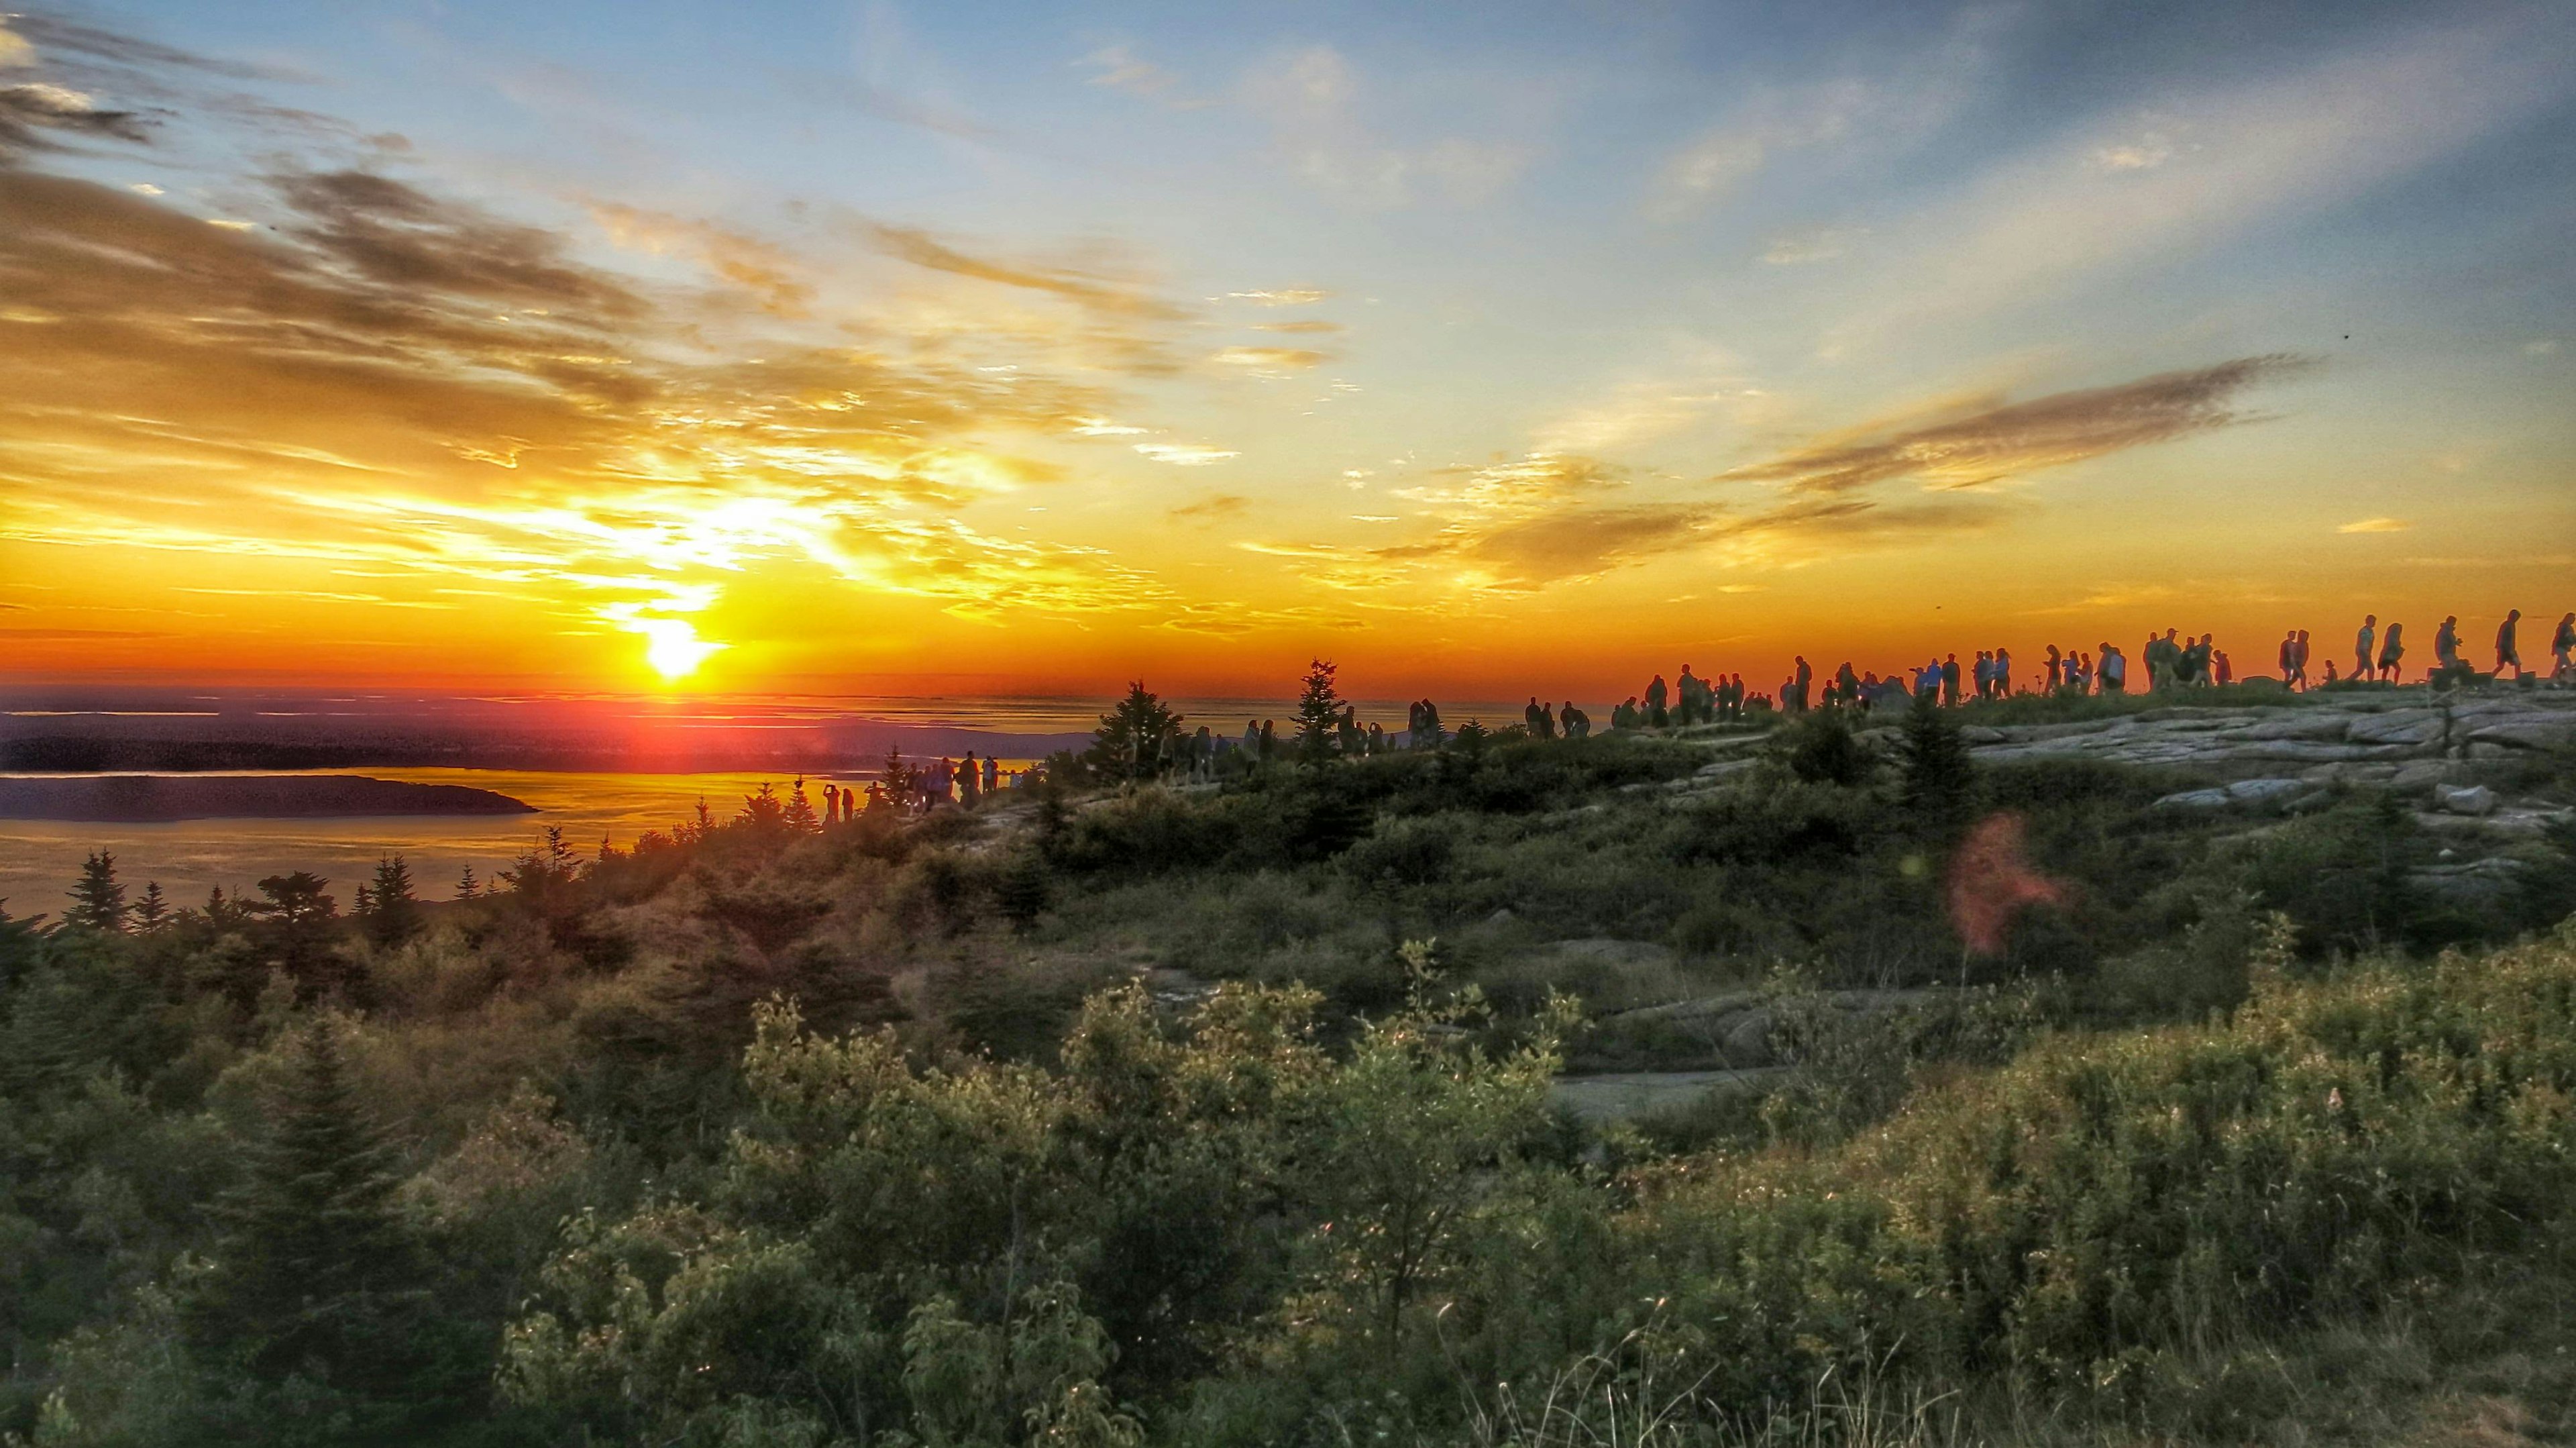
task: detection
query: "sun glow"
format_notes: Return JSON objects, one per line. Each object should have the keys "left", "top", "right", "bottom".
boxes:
{"left": 639, "top": 619, "right": 722, "bottom": 681}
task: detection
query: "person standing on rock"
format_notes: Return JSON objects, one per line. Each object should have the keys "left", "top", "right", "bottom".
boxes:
{"left": 2434, "top": 615, "right": 2463, "bottom": 674}
{"left": 2355, "top": 615, "right": 2377, "bottom": 680}
{"left": 2377, "top": 622, "right": 2406, "bottom": 682}
{"left": 1791, "top": 656, "right": 1813, "bottom": 713}
{"left": 2293, "top": 630, "right": 2313, "bottom": 690}
{"left": 2099, "top": 642, "right": 2127, "bottom": 694}
{"left": 2554, "top": 613, "right": 2575, "bottom": 680}
{"left": 1646, "top": 673, "right": 1670, "bottom": 728}
{"left": 2496, "top": 609, "right": 2522, "bottom": 678}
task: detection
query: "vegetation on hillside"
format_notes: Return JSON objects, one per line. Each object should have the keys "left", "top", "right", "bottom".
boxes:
{"left": 3, "top": 688, "right": 2573, "bottom": 1446}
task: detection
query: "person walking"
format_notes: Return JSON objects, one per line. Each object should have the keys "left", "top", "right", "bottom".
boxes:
{"left": 2099, "top": 642, "right": 2127, "bottom": 694}
{"left": 2292, "top": 630, "right": 2312, "bottom": 690}
{"left": 2377, "top": 622, "right": 2406, "bottom": 682}
{"left": 2555, "top": 612, "right": 2576, "bottom": 681}
{"left": 2355, "top": 615, "right": 2377, "bottom": 680}
{"left": 2496, "top": 609, "right": 2522, "bottom": 677}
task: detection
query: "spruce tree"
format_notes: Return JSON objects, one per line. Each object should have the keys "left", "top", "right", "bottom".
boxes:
{"left": 362, "top": 856, "right": 421, "bottom": 948}
{"left": 193, "top": 1021, "right": 443, "bottom": 1422}
{"left": 1293, "top": 660, "right": 1345, "bottom": 765}
{"left": 132, "top": 879, "right": 171, "bottom": 933}
{"left": 453, "top": 866, "right": 480, "bottom": 902}
{"left": 64, "top": 849, "right": 127, "bottom": 932}
{"left": 1087, "top": 681, "right": 1183, "bottom": 784}
{"left": 1896, "top": 693, "right": 1976, "bottom": 837}
{"left": 783, "top": 778, "right": 820, "bottom": 833}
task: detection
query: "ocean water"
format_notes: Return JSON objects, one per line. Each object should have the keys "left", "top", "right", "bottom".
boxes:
{"left": 0, "top": 691, "right": 1544, "bottom": 916}
{"left": 0, "top": 768, "right": 888, "bottom": 917}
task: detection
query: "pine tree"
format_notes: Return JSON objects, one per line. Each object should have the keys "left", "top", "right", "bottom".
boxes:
{"left": 1293, "top": 660, "right": 1345, "bottom": 765}
{"left": 453, "top": 866, "right": 480, "bottom": 902}
{"left": 132, "top": 880, "right": 171, "bottom": 933}
{"left": 1086, "top": 681, "right": 1184, "bottom": 784}
{"left": 64, "top": 849, "right": 127, "bottom": 932}
{"left": 362, "top": 855, "right": 421, "bottom": 948}
{"left": 192, "top": 1020, "right": 444, "bottom": 1419}
{"left": 1897, "top": 692, "right": 1976, "bottom": 837}
{"left": 783, "top": 777, "right": 820, "bottom": 833}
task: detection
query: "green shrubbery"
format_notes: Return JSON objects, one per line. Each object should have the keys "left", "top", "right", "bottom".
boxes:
{"left": 7, "top": 719, "right": 2576, "bottom": 1446}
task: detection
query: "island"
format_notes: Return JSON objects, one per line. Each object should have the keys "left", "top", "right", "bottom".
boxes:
{"left": 0, "top": 774, "right": 537, "bottom": 823}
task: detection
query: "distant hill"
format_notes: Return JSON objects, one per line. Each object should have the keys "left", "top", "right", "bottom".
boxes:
{"left": 0, "top": 774, "right": 537, "bottom": 822}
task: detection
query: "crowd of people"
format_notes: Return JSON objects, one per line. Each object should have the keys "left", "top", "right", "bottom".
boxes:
{"left": 827, "top": 609, "right": 2573, "bottom": 810}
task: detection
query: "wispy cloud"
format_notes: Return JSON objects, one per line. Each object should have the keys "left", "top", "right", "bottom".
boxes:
{"left": 1077, "top": 42, "right": 1207, "bottom": 109}
{"left": 2337, "top": 516, "right": 2410, "bottom": 534}
{"left": 1239, "top": 44, "right": 1530, "bottom": 207}
{"left": 1826, "top": 11, "right": 2576, "bottom": 341}
{"left": 1133, "top": 442, "right": 1238, "bottom": 466}
{"left": 1212, "top": 345, "right": 1328, "bottom": 374}
{"left": 1726, "top": 355, "right": 2311, "bottom": 496}
{"left": 1167, "top": 493, "right": 1249, "bottom": 523}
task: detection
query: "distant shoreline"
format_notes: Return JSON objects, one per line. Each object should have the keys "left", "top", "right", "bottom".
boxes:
{"left": 0, "top": 774, "right": 537, "bottom": 823}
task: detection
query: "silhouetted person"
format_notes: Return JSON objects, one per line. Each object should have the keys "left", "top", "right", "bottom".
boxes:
{"left": 2496, "top": 609, "right": 2522, "bottom": 676}
{"left": 2322, "top": 660, "right": 2339, "bottom": 685}
{"left": 2293, "top": 629, "right": 2312, "bottom": 690}
{"left": 1941, "top": 654, "right": 1962, "bottom": 706}
{"left": 2213, "top": 649, "right": 2231, "bottom": 687}
{"left": 1645, "top": 674, "right": 1670, "bottom": 728}
{"left": 2355, "top": 615, "right": 2377, "bottom": 680}
{"left": 2377, "top": 622, "right": 2406, "bottom": 681}
{"left": 985, "top": 755, "right": 1002, "bottom": 795}
{"left": 2277, "top": 631, "right": 2297, "bottom": 687}
{"left": 1525, "top": 696, "right": 1547, "bottom": 736}
{"left": 1790, "top": 656, "right": 1813, "bottom": 713}
{"left": 2555, "top": 613, "right": 2576, "bottom": 680}
{"left": 2099, "top": 642, "right": 2126, "bottom": 694}
{"left": 1835, "top": 661, "right": 1859, "bottom": 708}
{"left": 2434, "top": 615, "right": 2462, "bottom": 672}
{"left": 959, "top": 752, "right": 982, "bottom": 806}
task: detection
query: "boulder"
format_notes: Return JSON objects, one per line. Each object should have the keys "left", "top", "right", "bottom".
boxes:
{"left": 2434, "top": 784, "right": 2498, "bottom": 817}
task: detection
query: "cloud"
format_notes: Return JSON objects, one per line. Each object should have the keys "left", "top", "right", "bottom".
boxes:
{"left": 1238, "top": 44, "right": 1530, "bottom": 207}
{"left": 1077, "top": 43, "right": 1207, "bottom": 109}
{"left": 589, "top": 202, "right": 814, "bottom": 317}
{"left": 2528, "top": 340, "right": 2560, "bottom": 357}
{"left": 1212, "top": 345, "right": 1328, "bottom": 374}
{"left": 859, "top": 220, "right": 1189, "bottom": 323}
{"left": 1826, "top": 12, "right": 2576, "bottom": 341}
{"left": 2337, "top": 516, "right": 2411, "bottom": 534}
{"left": 1167, "top": 493, "right": 1249, "bottom": 523}
{"left": 2093, "top": 133, "right": 2176, "bottom": 171}
{"left": 0, "top": 25, "right": 1210, "bottom": 654}
{"left": 1762, "top": 227, "right": 1868, "bottom": 265}
{"left": 1726, "top": 355, "right": 2311, "bottom": 497}
{"left": 1249, "top": 319, "right": 1342, "bottom": 334}
{"left": 1223, "top": 289, "right": 1328, "bottom": 306}
{"left": 1133, "top": 442, "right": 1238, "bottom": 466}
{"left": 0, "top": 79, "right": 149, "bottom": 152}
{"left": 1651, "top": 9, "right": 2005, "bottom": 215}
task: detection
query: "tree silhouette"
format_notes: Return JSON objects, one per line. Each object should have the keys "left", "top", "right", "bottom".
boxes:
{"left": 1087, "top": 681, "right": 1184, "bottom": 784}
{"left": 1293, "top": 660, "right": 1344, "bottom": 765}
{"left": 360, "top": 855, "right": 421, "bottom": 948}
{"left": 783, "top": 777, "right": 820, "bottom": 833}
{"left": 64, "top": 849, "right": 127, "bottom": 933}
{"left": 1897, "top": 693, "right": 1976, "bottom": 837}
{"left": 132, "top": 879, "right": 170, "bottom": 933}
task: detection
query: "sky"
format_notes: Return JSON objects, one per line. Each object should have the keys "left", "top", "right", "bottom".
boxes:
{"left": 0, "top": 0, "right": 2571, "bottom": 703}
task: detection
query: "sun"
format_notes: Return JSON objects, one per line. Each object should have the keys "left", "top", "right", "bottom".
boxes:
{"left": 639, "top": 618, "right": 723, "bottom": 682}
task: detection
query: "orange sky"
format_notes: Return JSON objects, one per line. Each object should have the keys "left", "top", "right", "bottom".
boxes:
{"left": 2, "top": 5, "right": 2571, "bottom": 703}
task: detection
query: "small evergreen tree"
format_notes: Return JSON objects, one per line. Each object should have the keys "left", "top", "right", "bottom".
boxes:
{"left": 1896, "top": 693, "right": 1976, "bottom": 836}
{"left": 65, "top": 849, "right": 127, "bottom": 933}
{"left": 1087, "top": 681, "right": 1185, "bottom": 784}
{"left": 783, "top": 778, "right": 820, "bottom": 833}
{"left": 453, "top": 866, "right": 480, "bottom": 902}
{"left": 131, "top": 879, "right": 171, "bottom": 933}
{"left": 361, "top": 855, "right": 421, "bottom": 948}
{"left": 191, "top": 1020, "right": 448, "bottom": 1431}
{"left": 1293, "top": 660, "right": 1345, "bottom": 765}
{"left": 879, "top": 748, "right": 918, "bottom": 809}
